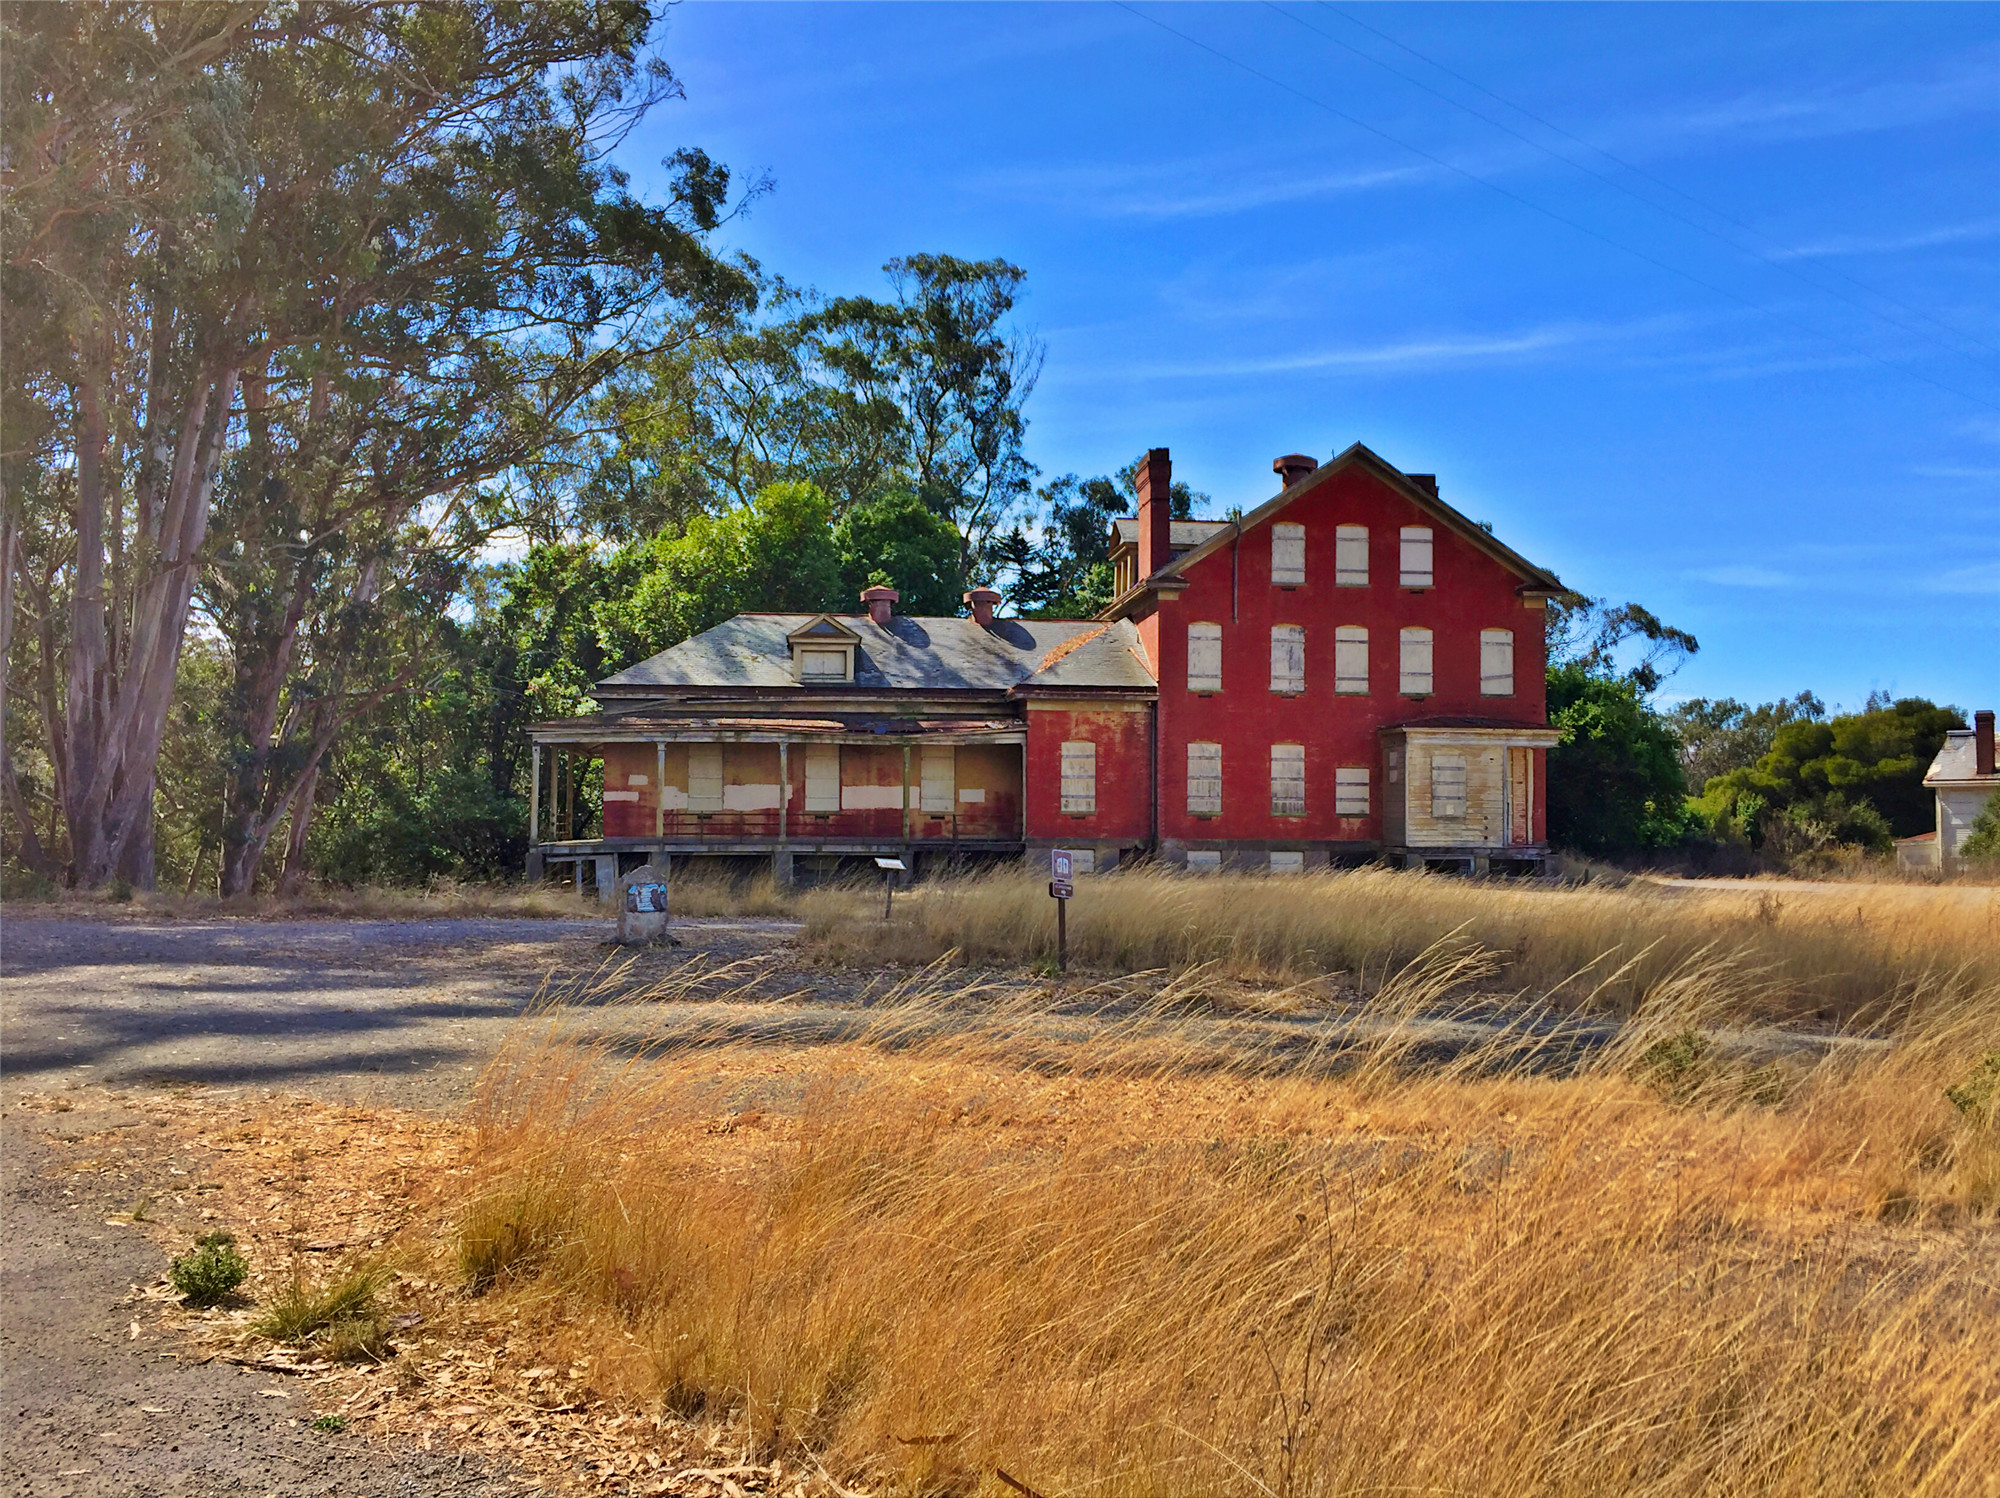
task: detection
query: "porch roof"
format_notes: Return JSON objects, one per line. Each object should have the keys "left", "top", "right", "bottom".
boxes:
{"left": 529, "top": 713, "right": 1026, "bottom": 746}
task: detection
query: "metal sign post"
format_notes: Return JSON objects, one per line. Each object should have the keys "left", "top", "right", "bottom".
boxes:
{"left": 875, "top": 856, "right": 907, "bottom": 918}
{"left": 1048, "top": 848, "right": 1074, "bottom": 974}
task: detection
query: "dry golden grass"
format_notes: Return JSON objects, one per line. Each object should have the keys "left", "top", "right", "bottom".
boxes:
{"left": 802, "top": 867, "right": 2000, "bottom": 1025}
{"left": 452, "top": 948, "right": 2000, "bottom": 1498}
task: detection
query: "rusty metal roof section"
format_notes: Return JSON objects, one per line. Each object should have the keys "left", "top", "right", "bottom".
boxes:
{"left": 596, "top": 613, "right": 1145, "bottom": 696}
{"left": 529, "top": 712, "right": 1027, "bottom": 743}
{"left": 1017, "top": 619, "right": 1155, "bottom": 692}
{"left": 1925, "top": 729, "right": 1997, "bottom": 786}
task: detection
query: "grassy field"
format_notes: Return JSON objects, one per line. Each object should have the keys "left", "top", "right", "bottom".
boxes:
{"left": 444, "top": 954, "right": 1997, "bottom": 1497}
{"left": 803, "top": 866, "right": 2000, "bottom": 1027}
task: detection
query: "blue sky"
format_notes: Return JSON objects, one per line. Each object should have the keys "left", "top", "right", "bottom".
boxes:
{"left": 620, "top": 2, "right": 1999, "bottom": 713}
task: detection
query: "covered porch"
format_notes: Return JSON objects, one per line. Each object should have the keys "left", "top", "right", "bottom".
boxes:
{"left": 526, "top": 715, "right": 1028, "bottom": 896}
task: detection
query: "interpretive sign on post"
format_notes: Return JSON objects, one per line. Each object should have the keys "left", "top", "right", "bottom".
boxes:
{"left": 876, "top": 856, "right": 907, "bottom": 918}
{"left": 1049, "top": 848, "right": 1075, "bottom": 974}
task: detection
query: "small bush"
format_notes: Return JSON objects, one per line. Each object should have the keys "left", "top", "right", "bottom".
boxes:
{"left": 1635, "top": 1028, "right": 1715, "bottom": 1103}
{"left": 310, "top": 1414, "right": 347, "bottom": 1433}
{"left": 255, "top": 1268, "right": 390, "bottom": 1360}
{"left": 168, "top": 1232, "right": 249, "bottom": 1307}
{"left": 1945, "top": 1051, "right": 2000, "bottom": 1128}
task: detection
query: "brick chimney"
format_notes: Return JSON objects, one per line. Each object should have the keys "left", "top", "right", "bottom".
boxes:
{"left": 964, "top": 586, "right": 1002, "bottom": 627}
{"left": 1977, "top": 709, "right": 1996, "bottom": 778}
{"left": 860, "top": 584, "right": 898, "bottom": 626}
{"left": 1136, "top": 447, "right": 1172, "bottom": 580}
{"left": 1273, "top": 453, "right": 1316, "bottom": 488}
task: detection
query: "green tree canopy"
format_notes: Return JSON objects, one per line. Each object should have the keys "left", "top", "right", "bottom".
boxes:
{"left": 832, "top": 488, "right": 964, "bottom": 615}
{"left": 1545, "top": 663, "right": 1700, "bottom": 857}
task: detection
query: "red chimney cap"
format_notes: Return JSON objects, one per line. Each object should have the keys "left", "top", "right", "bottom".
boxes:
{"left": 1274, "top": 453, "right": 1317, "bottom": 487}
{"left": 860, "top": 585, "right": 899, "bottom": 602}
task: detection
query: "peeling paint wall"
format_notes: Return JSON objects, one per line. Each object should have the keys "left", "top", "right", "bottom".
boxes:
{"left": 1023, "top": 700, "right": 1152, "bottom": 842}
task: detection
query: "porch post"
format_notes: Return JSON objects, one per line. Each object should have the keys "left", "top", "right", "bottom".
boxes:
{"left": 778, "top": 739, "right": 790, "bottom": 843}
{"left": 529, "top": 743, "right": 541, "bottom": 847}
{"left": 655, "top": 739, "right": 665, "bottom": 842}
{"left": 901, "top": 744, "right": 912, "bottom": 848}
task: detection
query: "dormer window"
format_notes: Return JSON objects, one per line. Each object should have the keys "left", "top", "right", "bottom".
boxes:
{"left": 787, "top": 615, "right": 860, "bottom": 683}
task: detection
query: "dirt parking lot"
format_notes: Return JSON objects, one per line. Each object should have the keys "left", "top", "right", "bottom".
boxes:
{"left": 0, "top": 913, "right": 804, "bottom": 1497}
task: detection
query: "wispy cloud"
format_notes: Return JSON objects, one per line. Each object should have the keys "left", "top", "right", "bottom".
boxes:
{"left": 1128, "top": 320, "right": 1650, "bottom": 379}
{"left": 1776, "top": 220, "right": 2000, "bottom": 259}
{"left": 973, "top": 157, "right": 1432, "bottom": 220}
{"left": 1911, "top": 464, "right": 2000, "bottom": 482}
{"left": 1924, "top": 560, "right": 2000, "bottom": 595}
{"left": 1689, "top": 565, "right": 1801, "bottom": 589}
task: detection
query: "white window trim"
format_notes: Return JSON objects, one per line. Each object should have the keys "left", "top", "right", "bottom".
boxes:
{"left": 1271, "top": 743, "right": 1306, "bottom": 818}
{"left": 1399, "top": 526, "right": 1434, "bottom": 589}
{"left": 1335, "top": 524, "right": 1369, "bottom": 587}
{"left": 1269, "top": 850, "right": 1306, "bottom": 875}
{"left": 1334, "top": 625, "right": 1369, "bottom": 696}
{"left": 1270, "top": 624, "right": 1306, "bottom": 695}
{"left": 1399, "top": 626, "right": 1434, "bottom": 697}
{"left": 1272, "top": 523, "right": 1306, "bottom": 587}
{"left": 795, "top": 643, "right": 854, "bottom": 682}
{"left": 1335, "top": 765, "right": 1370, "bottom": 818}
{"left": 1431, "top": 753, "right": 1468, "bottom": 820}
{"left": 1480, "top": 628, "right": 1515, "bottom": 697}
{"left": 1187, "top": 742, "right": 1223, "bottom": 818}
{"left": 1188, "top": 622, "right": 1223, "bottom": 694}
{"left": 1060, "top": 740, "right": 1097, "bottom": 816}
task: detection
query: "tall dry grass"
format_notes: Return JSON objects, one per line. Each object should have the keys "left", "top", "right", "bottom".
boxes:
{"left": 803, "top": 866, "right": 2000, "bottom": 1025}
{"left": 456, "top": 948, "right": 2000, "bottom": 1498}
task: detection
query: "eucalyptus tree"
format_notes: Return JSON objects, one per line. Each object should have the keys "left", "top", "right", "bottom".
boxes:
{"left": 3, "top": 2, "right": 752, "bottom": 889}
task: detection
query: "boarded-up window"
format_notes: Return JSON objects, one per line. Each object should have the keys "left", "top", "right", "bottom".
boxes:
{"left": 920, "top": 746, "right": 956, "bottom": 815}
{"left": 1400, "top": 526, "right": 1434, "bottom": 588}
{"left": 1269, "top": 850, "right": 1305, "bottom": 874}
{"left": 1271, "top": 743, "right": 1306, "bottom": 817}
{"left": 1431, "top": 753, "right": 1467, "bottom": 819}
{"left": 1188, "top": 622, "right": 1222, "bottom": 693}
{"left": 1270, "top": 625, "right": 1305, "bottom": 694}
{"left": 1480, "top": 629, "right": 1515, "bottom": 696}
{"left": 1060, "top": 741, "right": 1096, "bottom": 815}
{"left": 1399, "top": 627, "right": 1433, "bottom": 695}
{"left": 1335, "top": 524, "right": 1369, "bottom": 586}
{"left": 688, "top": 743, "right": 724, "bottom": 813}
{"left": 804, "top": 744, "right": 840, "bottom": 812}
{"left": 798, "top": 646, "right": 848, "bottom": 680}
{"left": 1335, "top": 625, "right": 1369, "bottom": 695}
{"left": 1272, "top": 523, "right": 1306, "bottom": 586}
{"left": 1071, "top": 848, "right": 1096, "bottom": 875}
{"left": 1335, "top": 765, "right": 1370, "bottom": 817}
{"left": 1186, "top": 849, "right": 1222, "bottom": 872}
{"left": 1188, "top": 742, "right": 1222, "bottom": 817}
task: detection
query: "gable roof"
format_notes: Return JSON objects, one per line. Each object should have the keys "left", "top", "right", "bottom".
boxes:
{"left": 1924, "top": 729, "right": 1997, "bottom": 787}
{"left": 785, "top": 614, "right": 860, "bottom": 644}
{"left": 596, "top": 614, "right": 1155, "bottom": 697}
{"left": 1103, "top": 443, "right": 1564, "bottom": 618}
{"left": 1110, "top": 518, "right": 1234, "bottom": 551}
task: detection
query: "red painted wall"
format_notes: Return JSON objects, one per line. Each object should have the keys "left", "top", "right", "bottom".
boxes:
{"left": 1022, "top": 702, "right": 1153, "bottom": 843}
{"left": 1153, "top": 465, "right": 1548, "bottom": 845}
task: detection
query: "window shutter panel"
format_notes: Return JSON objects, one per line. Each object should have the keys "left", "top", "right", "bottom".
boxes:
{"left": 1270, "top": 625, "right": 1305, "bottom": 694}
{"left": 1399, "top": 627, "right": 1434, "bottom": 695}
{"left": 1187, "top": 623, "right": 1223, "bottom": 692}
{"left": 1060, "top": 741, "right": 1097, "bottom": 815}
{"left": 1480, "top": 629, "right": 1515, "bottom": 696}
{"left": 1334, "top": 626, "right": 1369, "bottom": 694}
{"left": 1399, "top": 526, "right": 1434, "bottom": 587}
{"left": 1272, "top": 523, "right": 1306, "bottom": 586}
{"left": 1335, "top": 525, "right": 1369, "bottom": 586}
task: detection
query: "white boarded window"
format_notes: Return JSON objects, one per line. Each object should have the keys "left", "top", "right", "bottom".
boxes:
{"left": 688, "top": 743, "right": 724, "bottom": 813}
{"left": 1272, "top": 523, "right": 1306, "bottom": 586}
{"left": 1186, "top": 849, "right": 1222, "bottom": 872}
{"left": 1335, "top": 765, "right": 1370, "bottom": 817}
{"left": 1335, "top": 524, "right": 1369, "bottom": 586}
{"left": 1060, "top": 741, "right": 1097, "bottom": 815}
{"left": 1480, "top": 629, "right": 1515, "bottom": 697}
{"left": 1271, "top": 744, "right": 1306, "bottom": 817}
{"left": 1269, "top": 850, "right": 1306, "bottom": 875}
{"left": 1400, "top": 626, "right": 1434, "bottom": 696}
{"left": 1070, "top": 848, "right": 1096, "bottom": 876}
{"left": 1335, "top": 625, "right": 1369, "bottom": 695}
{"left": 1188, "top": 622, "right": 1222, "bottom": 693}
{"left": 1188, "top": 742, "right": 1223, "bottom": 817}
{"left": 798, "top": 646, "right": 849, "bottom": 681}
{"left": 1270, "top": 625, "right": 1305, "bottom": 694}
{"left": 804, "top": 744, "right": 840, "bottom": 812}
{"left": 920, "top": 746, "right": 956, "bottom": 815}
{"left": 1432, "top": 754, "right": 1467, "bottom": 819}
{"left": 1400, "top": 526, "right": 1434, "bottom": 588}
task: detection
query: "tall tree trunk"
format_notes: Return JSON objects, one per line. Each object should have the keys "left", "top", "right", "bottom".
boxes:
{"left": 276, "top": 763, "right": 318, "bottom": 896}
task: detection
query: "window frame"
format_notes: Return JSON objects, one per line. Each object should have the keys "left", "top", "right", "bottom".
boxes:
{"left": 1480, "top": 628, "right": 1515, "bottom": 697}
{"left": 1334, "top": 625, "right": 1369, "bottom": 695}
{"left": 1271, "top": 522, "right": 1306, "bottom": 587}
{"left": 1335, "top": 524, "right": 1369, "bottom": 587}
{"left": 688, "top": 742, "right": 724, "bottom": 814}
{"left": 1270, "top": 624, "right": 1306, "bottom": 695}
{"left": 1187, "top": 621, "right": 1223, "bottom": 694}
{"left": 1399, "top": 526, "right": 1434, "bottom": 589}
{"left": 1187, "top": 741, "right": 1223, "bottom": 818}
{"left": 1270, "top": 743, "right": 1306, "bottom": 818}
{"left": 1335, "top": 765, "right": 1370, "bottom": 818}
{"left": 1399, "top": 626, "right": 1434, "bottom": 697}
{"left": 1431, "top": 753, "right": 1468, "bottom": 820}
{"left": 1059, "top": 740, "right": 1097, "bottom": 816}
{"left": 920, "top": 745, "right": 957, "bottom": 816}
{"left": 795, "top": 645, "right": 852, "bottom": 682}
{"left": 803, "top": 743, "right": 841, "bottom": 813}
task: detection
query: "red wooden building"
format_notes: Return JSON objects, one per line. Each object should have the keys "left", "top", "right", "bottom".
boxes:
{"left": 527, "top": 443, "right": 1564, "bottom": 891}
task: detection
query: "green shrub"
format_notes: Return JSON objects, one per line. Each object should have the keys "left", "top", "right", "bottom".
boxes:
{"left": 1960, "top": 793, "right": 2000, "bottom": 861}
{"left": 168, "top": 1232, "right": 249, "bottom": 1307}
{"left": 1945, "top": 1052, "right": 2000, "bottom": 1128}
{"left": 255, "top": 1268, "right": 389, "bottom": 1360}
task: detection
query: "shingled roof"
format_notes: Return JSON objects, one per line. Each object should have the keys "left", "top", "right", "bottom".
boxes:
{"left": 595, "top": 614, "right": 1155, "bottom": 697}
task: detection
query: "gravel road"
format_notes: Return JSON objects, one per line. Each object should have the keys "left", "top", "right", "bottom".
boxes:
{"left": 0, "top": 913, "right": 802, "bottom": 1497}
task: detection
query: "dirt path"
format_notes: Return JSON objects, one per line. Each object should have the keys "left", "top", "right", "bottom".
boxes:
{"left": 0, "top": 914, "right": 802, "bottom": 1496}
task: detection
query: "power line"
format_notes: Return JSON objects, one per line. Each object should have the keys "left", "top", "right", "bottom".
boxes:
{"left": 1308, "top": 1, "right": 2000, "bottom": 364}
{"left": 1109, "top": 1, "right": 2000, "bottom": 413}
